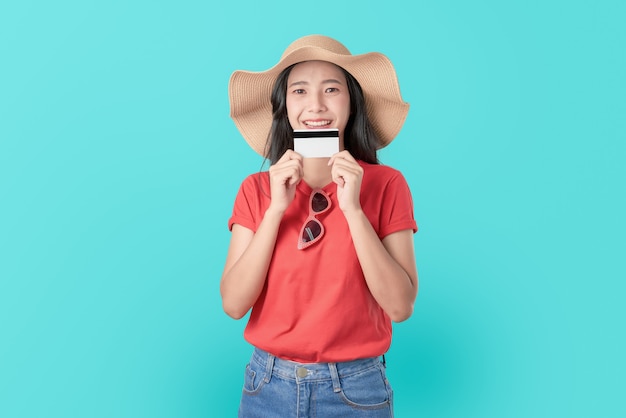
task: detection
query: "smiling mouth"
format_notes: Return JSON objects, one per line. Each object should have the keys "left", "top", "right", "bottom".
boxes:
{"left": 303, "top": 120, "right": 332, "bottom": 128}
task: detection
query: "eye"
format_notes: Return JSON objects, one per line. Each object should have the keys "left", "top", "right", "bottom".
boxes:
{"left": 292, "top": 88, "right": 306, "bottom": 94}
{"left": 325, "top": 87, "right": 340, "bottom": 94}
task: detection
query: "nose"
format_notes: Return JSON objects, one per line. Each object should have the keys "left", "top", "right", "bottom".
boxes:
{"left": 307, "top": 91, "right": 327, "bottom": 112}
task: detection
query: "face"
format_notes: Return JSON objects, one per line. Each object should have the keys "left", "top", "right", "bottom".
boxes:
{"left": 286, "top": 61, "right": 351, "bottom": 146}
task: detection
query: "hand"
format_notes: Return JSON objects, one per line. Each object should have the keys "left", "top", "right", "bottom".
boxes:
{"left": 268, "top": 150, "right": 304, "bottom": 213}
{"left": 328, "top": 150, "right": 363, "bottom": 213}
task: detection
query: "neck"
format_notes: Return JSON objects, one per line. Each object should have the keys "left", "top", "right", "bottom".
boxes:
{"left": 303, "top": 158, "right": 332, "bottom": 189}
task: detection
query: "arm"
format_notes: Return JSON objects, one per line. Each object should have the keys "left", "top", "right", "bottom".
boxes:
{"left": 329, "top": 152, "right": 418, "bottom": 322}
{"left": 344, "top": 218, "right": 418, "bottom": 322}
{"left": 220, "top": 151, "right": 303, "bottom": 319}
{"left": 220, "top": 210, "right": 284, "bottom": 319}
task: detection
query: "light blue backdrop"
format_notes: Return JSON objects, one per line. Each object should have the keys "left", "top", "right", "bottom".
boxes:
{"left": 1, "top": 0, "right": 624, "bottom": 417}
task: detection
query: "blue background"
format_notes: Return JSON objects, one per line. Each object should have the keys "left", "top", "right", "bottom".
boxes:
{"left": 1, "top": 0, "right": 624, "bottom": 417}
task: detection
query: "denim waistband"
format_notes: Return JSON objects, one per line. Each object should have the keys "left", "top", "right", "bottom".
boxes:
{"left": 251, "top": 348, "right": 384, "bottom": 386}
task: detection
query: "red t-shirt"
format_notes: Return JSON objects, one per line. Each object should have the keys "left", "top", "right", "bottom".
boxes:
{"left": 228, "top": 161, "right": 417, "bottom": 363}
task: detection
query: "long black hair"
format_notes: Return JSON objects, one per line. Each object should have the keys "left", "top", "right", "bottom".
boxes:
{"left": 265, "top": 63, "right": 381, "bottom": 165}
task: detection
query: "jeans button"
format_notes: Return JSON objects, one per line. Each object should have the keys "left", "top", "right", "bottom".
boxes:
{"left": 296, "top": 367, "right": 308, "bottom": 378}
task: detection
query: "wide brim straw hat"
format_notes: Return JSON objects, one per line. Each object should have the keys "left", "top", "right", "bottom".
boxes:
{"left": 229, "top": 35, "right": 409, "bottom": 156}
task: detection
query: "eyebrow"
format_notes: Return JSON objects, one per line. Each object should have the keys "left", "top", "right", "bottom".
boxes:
{"left": 288, "top": 79, "right": 344, "bottom": 88}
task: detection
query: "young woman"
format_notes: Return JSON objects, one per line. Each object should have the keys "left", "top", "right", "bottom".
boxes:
{"left": 222, "top": 35, "right": 418, "bottom": 417}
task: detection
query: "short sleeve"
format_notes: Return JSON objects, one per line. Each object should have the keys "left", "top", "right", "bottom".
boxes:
{"left": 227, "top": 173, "right": 269, "bottom": 232}
{"left": 377, "top": 171, "right": 418, "bottom": 238}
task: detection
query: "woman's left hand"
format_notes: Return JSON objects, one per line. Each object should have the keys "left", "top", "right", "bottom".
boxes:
{"left": 328, "top": 150, "right": 364, "bottom": 213}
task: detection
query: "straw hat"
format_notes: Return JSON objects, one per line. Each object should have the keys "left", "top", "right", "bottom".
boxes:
{"left": 228, "top": 35, "right": 409, "bottom": 156}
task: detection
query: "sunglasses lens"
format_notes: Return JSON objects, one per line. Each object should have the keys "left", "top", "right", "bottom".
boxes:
{"left": 311, "top": 192, "right": 329, "bottom": 213}
{"left": 301, "top": 219, "right": 322, "bottom": 243}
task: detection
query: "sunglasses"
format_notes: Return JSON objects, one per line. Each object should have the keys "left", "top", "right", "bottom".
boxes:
{"left": 297, "top": 189, "right": 331, "bottom": 250}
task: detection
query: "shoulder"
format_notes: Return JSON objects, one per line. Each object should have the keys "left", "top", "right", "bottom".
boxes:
{"left": 233, "top": 172, "right": 272, "bottom": 208}
{"left": 230, "top": 171, "right": 271, "bottom": 229}
{"left": 238, "top": 171, "right": 270, "bottom": 192}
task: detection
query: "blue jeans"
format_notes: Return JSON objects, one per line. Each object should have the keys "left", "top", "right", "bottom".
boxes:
{"left": 238, "top": 348, "right": 394, "bottom": 417}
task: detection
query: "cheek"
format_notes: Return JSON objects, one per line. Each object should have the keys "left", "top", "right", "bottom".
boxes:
{"left": 285, "top": 100, "right": 296, "bottom": 123}
{"left": 339, "top": 98, "right": 351, "bottom": 122}
{"left": 286, "top": 97, "right": 300, "bottom": 117}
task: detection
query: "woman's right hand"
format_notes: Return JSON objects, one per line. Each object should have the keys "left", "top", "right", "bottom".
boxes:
{"left": 268, "top": 150, "right": 303, "bottom": 213}
{"left": 221, "top": 150, "right": 302, "bottom": 319}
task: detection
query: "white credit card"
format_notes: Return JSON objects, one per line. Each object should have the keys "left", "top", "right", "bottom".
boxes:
{"left": 293, "top": 129, "right": 339, "bottom": 158}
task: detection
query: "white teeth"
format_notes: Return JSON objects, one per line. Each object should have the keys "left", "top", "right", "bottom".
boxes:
{"left": 304, "top": 120, "right": 331, "bottom": 127}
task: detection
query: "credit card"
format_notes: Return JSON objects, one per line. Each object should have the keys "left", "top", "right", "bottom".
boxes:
{"left": 293, "top": 129, "right": 339, "bottom": 158}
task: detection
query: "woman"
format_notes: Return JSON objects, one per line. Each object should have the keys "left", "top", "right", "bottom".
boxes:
{"left": 222, "top": 35, "right": 418, "bottom": 417}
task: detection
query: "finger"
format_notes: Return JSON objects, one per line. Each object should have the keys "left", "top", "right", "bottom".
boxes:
{"left": 331, "top": 164, "right": 363, "bottom": 190}
{"left": 271, "top": 157, "right": 303, "bottom": 176}
{"left": 271, "top": 163, "right": 303, "bottom": 187}
{"left": 278, "top": 149, "right": 304, "bottom": 164}
{"left": 330, "top": 158, "right": 359, "bottom": 171}
{"left": 328, "top": 150, "right": 357, "bottom": 166}
{"left": 286, "top": 164, "right": 303, "bottom": 187}
{"left": 331, "top": 160, "right": 361, "bottom": 179}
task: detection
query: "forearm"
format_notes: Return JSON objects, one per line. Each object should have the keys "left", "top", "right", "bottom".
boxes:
{"left": 220, "top": 208, "right": 284, "bottom": 319}
{"left": 344, "top": 209, "right": 417, "bottom": 322}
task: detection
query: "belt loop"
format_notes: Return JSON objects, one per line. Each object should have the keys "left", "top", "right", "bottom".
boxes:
{"left": 264, "top": 352, "right": 275, "bottom": 383}
{"left": 382, "top": 354, "right": 387, "bottom": 368}
{"left": 328, "top": 363, "right": 342, "bottom": 393}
